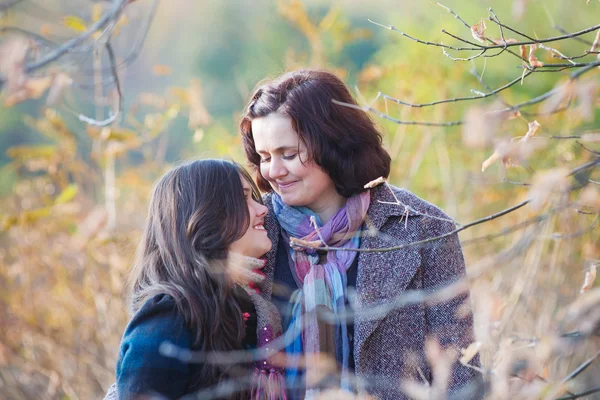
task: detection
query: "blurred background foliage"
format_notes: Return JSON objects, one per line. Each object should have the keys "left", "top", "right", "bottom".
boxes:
{"left": 0, "top": 0, "right": 599, "bottom": 398}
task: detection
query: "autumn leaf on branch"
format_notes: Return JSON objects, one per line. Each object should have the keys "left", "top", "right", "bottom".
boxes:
{"left": 481, "top": 120, "right": 542, "bottom": 172}
{"left": 471, "top": 19, "right": 487, "bottom": 43}
{"left": 528, "top": 44, "right": 544, "bottom": 68}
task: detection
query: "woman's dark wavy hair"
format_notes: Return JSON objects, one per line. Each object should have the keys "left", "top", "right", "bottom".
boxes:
{"left": 128, "top": 159, "right": 261, "bottom": 389}
{"left": 240, "top": 69, "right": 391, "bottom": 198}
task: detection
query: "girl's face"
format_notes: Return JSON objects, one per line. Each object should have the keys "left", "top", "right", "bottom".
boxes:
{"left": 228, "top": 176, "right": 271, "bottom": 258}
{"left": 251, "top": 113, "right": 344, "bottom": 220}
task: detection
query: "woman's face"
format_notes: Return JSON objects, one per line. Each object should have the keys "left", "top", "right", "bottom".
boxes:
{"left": 251, "top": 113, "right": 342, "bottom": 216}
{"left": 228, "top": 176, "right": 271, "bottom": 258}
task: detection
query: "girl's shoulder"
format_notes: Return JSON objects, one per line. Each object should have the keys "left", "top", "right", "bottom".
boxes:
{"left": 121, "top": 293, "right": 192, "bottom": 357}
{"left": 116, "top": 294, "right": 194, "bottom": 399}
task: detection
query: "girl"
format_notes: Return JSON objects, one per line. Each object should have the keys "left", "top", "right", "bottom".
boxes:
{"left": 109, "top": 159, "right": 286, "bottom": 399}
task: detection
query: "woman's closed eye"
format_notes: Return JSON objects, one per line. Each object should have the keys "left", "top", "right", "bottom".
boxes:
{"left": 282, "top": 153, "right": 297, "bottom": 160}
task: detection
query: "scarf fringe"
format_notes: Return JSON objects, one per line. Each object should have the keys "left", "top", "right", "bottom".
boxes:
{"left": 251, "top": 368, "right": 287, "bottom": 400}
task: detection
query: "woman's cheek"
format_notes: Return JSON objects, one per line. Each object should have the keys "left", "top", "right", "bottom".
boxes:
{"left": 260, "top": 164, "right": 270, "bottom": 181}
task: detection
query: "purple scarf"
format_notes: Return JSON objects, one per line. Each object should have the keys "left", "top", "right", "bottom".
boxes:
{"left": 272, "top": 191, "right": 370, "bottom": 395}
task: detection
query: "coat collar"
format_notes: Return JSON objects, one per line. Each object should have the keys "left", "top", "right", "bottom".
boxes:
{"left": 366, "top": 183, "right": 420, "bottom": 230}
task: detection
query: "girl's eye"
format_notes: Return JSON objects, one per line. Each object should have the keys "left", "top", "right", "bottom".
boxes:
{"left": 259, "top": 157, "right": 271, "bottom": 163}
{"left": 283, "top": 153, "right": 297, "bottom": 160}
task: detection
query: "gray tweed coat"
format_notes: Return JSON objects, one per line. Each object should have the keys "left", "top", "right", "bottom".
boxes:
{"left": 260, "top": 184, "right": 483, "bottom": 400}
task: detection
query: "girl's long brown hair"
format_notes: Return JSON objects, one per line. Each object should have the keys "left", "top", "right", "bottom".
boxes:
{"left": 127, "top": 158, "right": 261, "bottom": 388}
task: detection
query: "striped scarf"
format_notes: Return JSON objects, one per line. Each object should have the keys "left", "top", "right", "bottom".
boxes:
{"left": 272, "top": 191, "right": 370, "bottom": 397}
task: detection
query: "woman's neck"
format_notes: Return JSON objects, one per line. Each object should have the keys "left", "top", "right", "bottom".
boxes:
{"left": 306, "top": 192, "right": 347, "bottom": 224}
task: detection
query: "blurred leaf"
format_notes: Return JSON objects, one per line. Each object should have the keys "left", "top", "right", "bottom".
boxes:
{"left": 63, "top": 16, "right": 88, "bottom": 33}
{"left": 21, "top": 207, "right": 52, "bottom": 224}
{"left": 528, "top": 168, "right": 570, "bottom": 211}
{"left": 6, "top": 144, "right": 58, "bottom": 160}
{"left": 580, "top": 263, "right": 597, "bottom": 294}
{"left": 91, "top": 3, "right": 104, "bottom": 22}
{"left": 152, "top": 65, "right": 173, "bottom": 76}
{"left": 55, "top": 184, "right": 78, "bottom": 205}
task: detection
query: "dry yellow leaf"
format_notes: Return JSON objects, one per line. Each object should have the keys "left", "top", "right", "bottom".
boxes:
{"left": 460, "top": 341, "right": 482, "bottom": 365}
{"left": 520, "top": 44, "right": 527, "bottom": 61}
{"left": 481, "top": 150, "right": 501, "bottom": 172}
{"left": 581, "top": 263, "right": 597, "bottom": 294}
{"left": 591, "top": 30, "right": 600, "bottom": 53}
{"left": 471, "top": 19, "right": 487, "bottom": 43}
{"left": 63, "top": 15, "right": 88, "bottom": 33}
{"left": 289, "top": 237, "right": 322, "bottom": 250}
{"left": 364, "top": 176, "right": 386, "bottom": 188}
{"left": 528, "top": 44, "right": 544, "bottom": 68}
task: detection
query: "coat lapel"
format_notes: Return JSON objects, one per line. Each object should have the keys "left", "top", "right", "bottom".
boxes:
{"left": 354, "top": 184, "right": 423, "bottom": 367}
{"left": 260, "top": 192, "right": 279, "bottom": 300}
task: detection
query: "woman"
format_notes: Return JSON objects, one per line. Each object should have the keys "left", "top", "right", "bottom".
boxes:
{"left": 108, "top": 159, "right": 287, "bottom": 400}
{"left": 240, "top": 70, "right": 483, "bottom": 399}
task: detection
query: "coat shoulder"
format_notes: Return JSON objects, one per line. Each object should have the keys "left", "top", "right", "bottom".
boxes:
{"left": 370, "top": 184, "right": 456, "bottom": 231}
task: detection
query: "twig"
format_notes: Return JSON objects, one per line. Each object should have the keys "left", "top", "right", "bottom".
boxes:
{"left": 560, "top": 350, "right": 600, "bottom": 384}
{"left": 297, "top": 199, "right": 531, "bottom": 253}
{"left": 552, "top": 50, "right": 600, "bottom": 61}
{"left": 442, "top": 47, "right": 487, "bottom": 61}
{"left": 368, "top": 19, "right": 481, "bottom": 51}
{"left": 538, "top": 44, "right": 577, "bottom": 65}
{"left": 372, "top": 16, "right": 600, "bottom": 51}
{"left": 435, "top": 2, "right": 471, "bottom": 30}
{"left": 379, "top": 70, "right": 533, "bottom": 108}
{"left": 493, "top": 60, "right": 600, "bottom": 113}
{"left": 576, "top": 142, "right": 600, "bottom": 156}
{"left": 555, "top": 385, "right": 600, "bottom": 400}
{"left": 78, "top": 41, "right": 123, "bottom": 126}
{"left": 567, "top": 157, "right": 600, "bottom": 177}
{"left": 545, "top": 213, "right": 600, "bottom": 240}
{"left": 554, "top": 25, "right": 594, "bottom": 46}
{"left": 488, "top": 15, "right": 536, "bottom": 42}
{"left": 74, "top": 0, "right": 159, "bottom": 86}
{"left": 331, "top": 99, "right": 463, "bottom": 127}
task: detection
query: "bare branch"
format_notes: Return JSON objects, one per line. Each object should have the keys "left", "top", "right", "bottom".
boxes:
{"left": 77, "top": 41, "right": 123, "bottom": 126}
{"left": 372, "top": 13, "right": 600, "bottom": 51}
{"left": 435, "top": 2, "right": 471, "bottom": 30}
{"left": 367, "top": 19, "right": 482, "bottom": 51}
{"left": 332, "top": 99, "right": 463, "bottom": 127}
{"left": 24, "top": 0, "right": 128, "bottom": 73}
{"left": 379, "top": 70, "right": 533, "bottom": 109}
